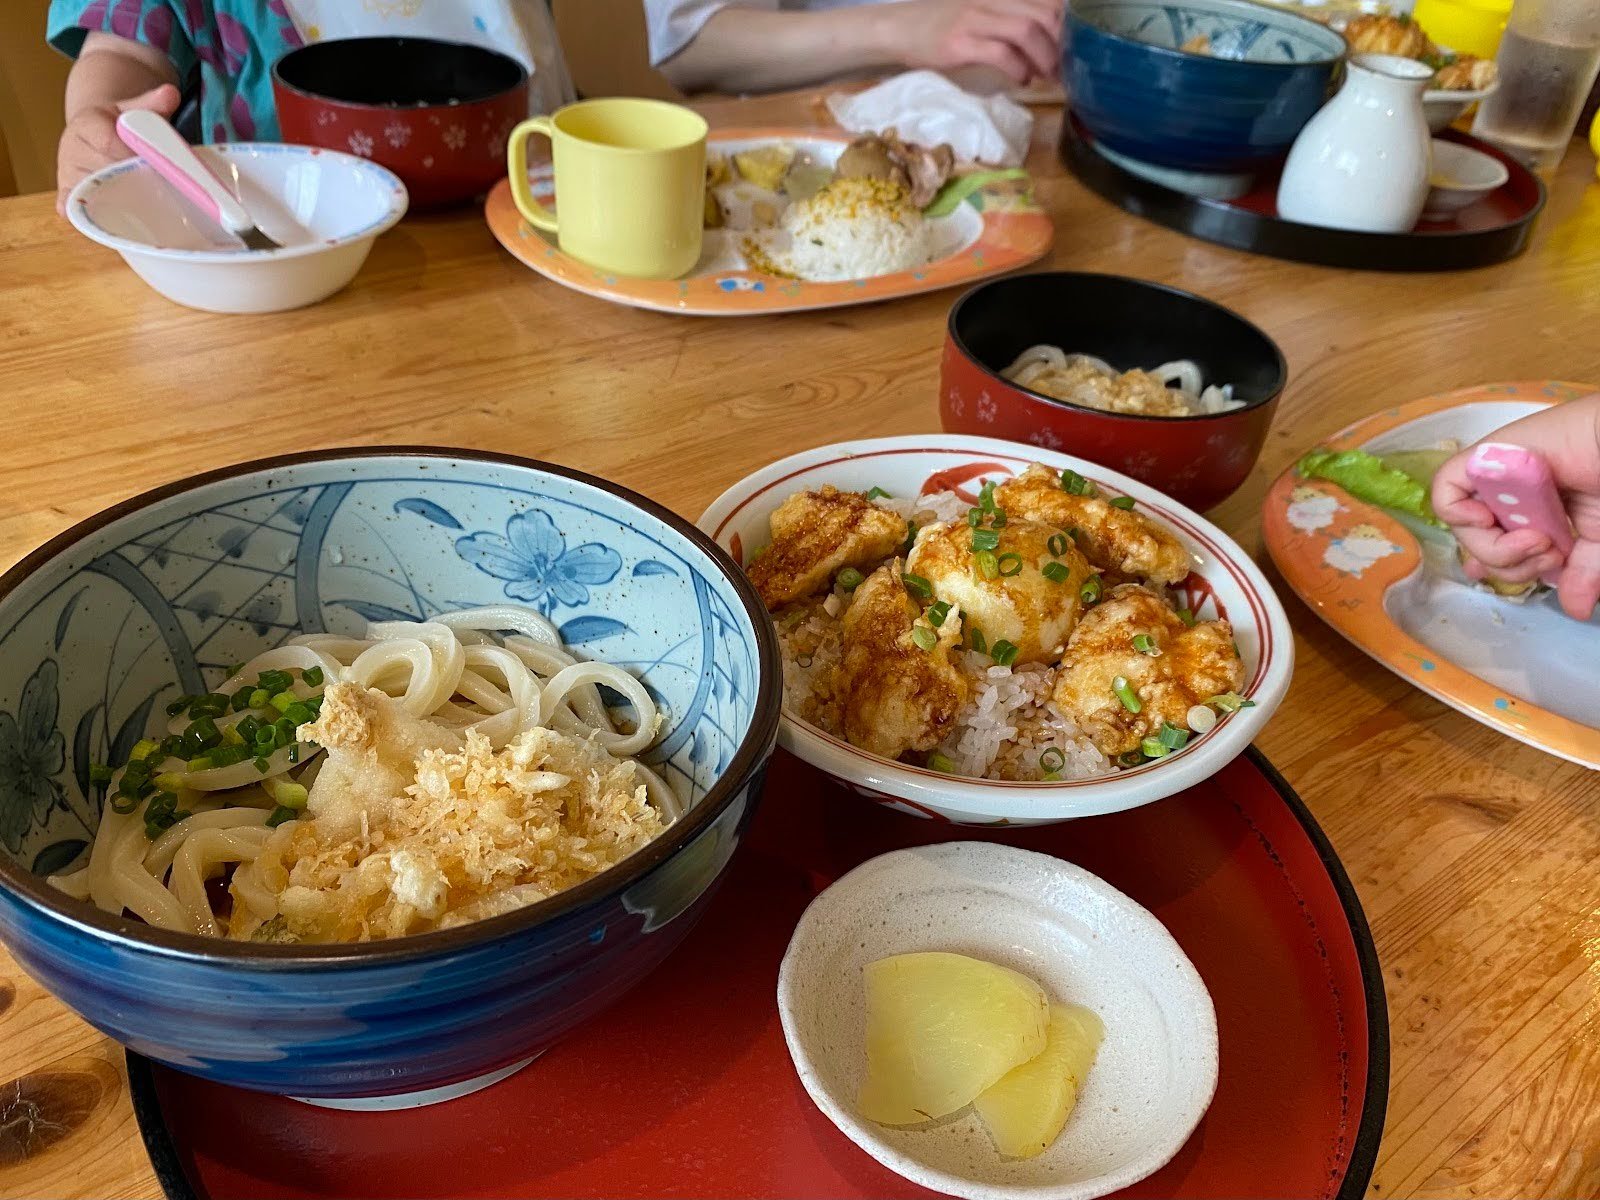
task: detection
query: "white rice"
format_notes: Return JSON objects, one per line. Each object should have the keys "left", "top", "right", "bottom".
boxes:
{"left": 752, "top": 177, "right": 936, "bottom": 282}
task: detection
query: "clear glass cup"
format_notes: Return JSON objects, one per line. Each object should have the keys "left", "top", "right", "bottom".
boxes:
{"left": 1470, "top": 0, "right": 1600, "bottom": 172}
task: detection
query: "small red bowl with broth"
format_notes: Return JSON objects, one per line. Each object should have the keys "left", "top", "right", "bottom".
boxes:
{"left": 273, "top": 37, "right": 528, "bottom": 211}
{"left": 940, "top": 273, "right": 1287, "bottom": 511}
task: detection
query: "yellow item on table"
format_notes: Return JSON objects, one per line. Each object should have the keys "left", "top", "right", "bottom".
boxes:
{"left": 1591, "top": 111, "right": 1600, "bottom": 181}
{"left": 507, "top": 98, "right": 708, "bottom": 280}
{"left": 1414, "top": 0, "right": 1512, "bottom": 59}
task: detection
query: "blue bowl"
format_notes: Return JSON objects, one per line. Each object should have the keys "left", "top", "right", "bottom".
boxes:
{"left": 0, "top": 449, "right": 779, "bottom": 1099}
{"left": 1065, "top": 0, "right": 1346, "bottom": 172}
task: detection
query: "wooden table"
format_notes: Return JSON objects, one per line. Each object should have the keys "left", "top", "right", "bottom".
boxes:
{"left": 2, "top": 91, "right": 1599, "bottom": 1199}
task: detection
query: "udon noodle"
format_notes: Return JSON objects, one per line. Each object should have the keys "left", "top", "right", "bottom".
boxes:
{"left": 1002, "top": 347, "right": 1242, "bottom": 418}
{"left": 50, "top": 606, "right": 679, "bottom": 943}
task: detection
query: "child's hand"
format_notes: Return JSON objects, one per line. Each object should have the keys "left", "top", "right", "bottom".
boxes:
{"left": 57, "top": 82, "right": 181, "bottom": 214}
{"left": 899, "top": 0, "right": 1064, "bottom": 85}
{"left": 1432, "top": 395, "right": 1600, "bottom": 620}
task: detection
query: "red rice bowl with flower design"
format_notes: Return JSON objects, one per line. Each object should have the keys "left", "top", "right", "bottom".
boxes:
{"left": 273, "top": 37, "right": 528, "bottom": 211}
{"left": 940, "top": 273, "right": 1287, "bottom": 512}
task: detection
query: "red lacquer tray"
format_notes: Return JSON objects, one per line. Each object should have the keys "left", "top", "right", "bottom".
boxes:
{"left": 130, "top": 748, "right": 1387, "bottom": 1200}
{"left": 1060, "top": 109, "right": 1544, "bottom": 271}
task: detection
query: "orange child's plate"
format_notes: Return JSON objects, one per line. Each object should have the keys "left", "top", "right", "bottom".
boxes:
{"left": 1263, "top": 380, "right": 1600, "bottom": 770}
{"left": 484, "top": 127, "right": 1054, "bottom": 317}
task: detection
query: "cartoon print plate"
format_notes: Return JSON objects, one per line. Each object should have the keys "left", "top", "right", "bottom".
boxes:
{"left": 485, "top": 128, "right": 1053, "bottom": 316}
{"left": 1264, "top": 381, "right": 1600, "bottom": 769}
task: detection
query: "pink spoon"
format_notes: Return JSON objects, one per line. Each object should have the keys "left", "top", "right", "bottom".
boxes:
{"left": 1464, "top": 442, "right": 1574, "bottom": 587}
{"left": 115, "top": 109, "right": 282, "bottom": 251}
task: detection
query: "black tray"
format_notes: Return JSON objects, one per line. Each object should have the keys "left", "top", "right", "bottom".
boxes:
{"left": 1060, "top": 110, "right": 1546, "bottom": 271}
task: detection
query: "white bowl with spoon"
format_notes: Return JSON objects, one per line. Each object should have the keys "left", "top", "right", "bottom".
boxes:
{"left": 776, "top": 842, "right": 1218, "bottom": 1200}
{"left": 67, "top": 126, "right": 407, "bottom": 313}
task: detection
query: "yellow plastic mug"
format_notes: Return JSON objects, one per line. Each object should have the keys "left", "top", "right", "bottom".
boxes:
{"left": 508, "top": 98, "right": 708, "bottom": 280}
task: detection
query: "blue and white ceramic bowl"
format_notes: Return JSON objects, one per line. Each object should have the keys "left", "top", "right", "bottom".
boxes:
{"left": 1065, "top": 0, "right": 1347, "bottom": 172}
{"left": 0, "top": 449, "right": 779, "bottom": 1100}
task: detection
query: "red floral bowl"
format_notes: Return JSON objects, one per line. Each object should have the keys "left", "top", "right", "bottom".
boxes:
{"left": 940, "top": 272, "right": 1287, "bottom": 511}
{"left": 273, "top": 37, "right": 528, "bottom": 211}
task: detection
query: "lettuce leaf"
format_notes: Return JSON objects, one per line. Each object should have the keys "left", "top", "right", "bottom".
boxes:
{"left": 1296, "top": 448, "right": 1444, "bottom": 526}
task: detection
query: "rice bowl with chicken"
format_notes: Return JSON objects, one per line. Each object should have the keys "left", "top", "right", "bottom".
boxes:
{"left": 701, "top": 437, "right": 1295, "bottom": 824}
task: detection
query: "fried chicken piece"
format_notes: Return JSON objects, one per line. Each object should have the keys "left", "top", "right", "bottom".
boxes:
{"left": 1432, "top": 54, "right": 1496, "bottom": 90}
{"left": 1344, "top": 13, "right": 1431, "bottom": 59}
{"left": 1053, "top": 584, "right": 1245, "bottom": 757}
{"left": 748, "top": 486, "right": 908, "bottom": 610}
{"left": 995, "top": 464, "right": 1193, "bottom": 587}
{"left": 907, "top": 517, "right": 1094, "bottom": 664}
{"left": 836, "top": 561, "right": 969, "bottom": 761}
{"left": 833, "top": 130, "right": 956, "bottom": 208}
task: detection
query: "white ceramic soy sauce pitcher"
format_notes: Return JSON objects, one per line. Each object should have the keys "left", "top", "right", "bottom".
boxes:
{"left": 1277, "top": 54, "right": 1435, "bottom": 233}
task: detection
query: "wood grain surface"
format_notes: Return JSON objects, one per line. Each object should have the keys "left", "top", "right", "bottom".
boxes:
{"left": 1, "top": 92, "right": 1598, "bottom": 1199}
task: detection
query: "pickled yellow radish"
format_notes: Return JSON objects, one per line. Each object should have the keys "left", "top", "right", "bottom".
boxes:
{"left": 973, "top": 1002, "right": 1105, "bottom": 1159}
{"left": 858, "top": 952, "right": 1049, "bottom": 1125}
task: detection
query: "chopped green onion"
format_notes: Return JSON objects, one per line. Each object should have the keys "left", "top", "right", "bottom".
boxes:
{"left": 284, "top": 702, "right": 315, "bottom": 726}
{"left": 902, "top": 521, "right": 919, "bottom": 554}
{"left": 88, "top": 763, "right": 113, "bottom": 785}
{"left": 1047, "top": 533, "right": 1068, "bottom": 557}
{"left": 302, "top": 665, "right": 325, "bottom": 688}
{"left": 267, "top": 780, "right": 309, "bottom": 810}
{"left": 971, "top": 527, "right": 1000, "bottom": 551}
{"left": 268, "top": 691, "right": 298, "bottom": 714}
{"left": 122, "top": 758, "right": 151, "bottom": 783}
{"left": 967, "top": 508, "right": 983, "bottom": 527}
{"left": 226, "top": 662, "right": 245, "bottom": 677}
{"left": 978, "top": 481, "right": 997, "bottom": 512}
{"left": 257, "top": 670, "right": 293, "bottom": 694}
{"left": 159, "top": 735, "right": 183, "bottom": 760}
{"left": 109, "top": 793, "right": 138, "bottom": 815}
{"left": 187, "top": 755, "right": 214, "bottom": 772}
{"left": 165, "top": 696, "right": 194, "bottom": 717}
{"left": 911, "top": 626, "right": 938, "bottom": 651}
{"left": 1176, "top": 608, "right": 1197, "bottom": 627}
{"left": 1113, "top": 675, "right": 1142, "bottom": 713}
{"left": 1133, "top": 633, "right": 1160, "bottom": 656}
{"left": 997, "top": 552, "right": 1024, "bottom": 577}
{"left": 253, "top": 756, "right": 272, "bottom": 774}
{"left": 128, "top": 739, "right": 160, "bottom": 763}
{"left": 1159, "top": 722, "right": 1190, "bottom": 750}
{"left": 1187, "top": 704, "right": 1218, "bottom": 734}
{"left": 1039, "top": 747, "right": 1066, "bottom": 773}
{"left": 1043, "top": 771, "right": 1063, "bottom": 782}
{"left": 1118, "top": 750, "right": 1146, "bottom": 768}
{"left": 1109, "top": 495, "right": 1136, "bottom": 510}
{"left": 991, "top": 509, "right": 1007, "bottom": 529}
{"left": 1141, "top": 737, "right": 1169, "bottom": 759}
{"left": 969, "top": 627, "right": 987, "bottom": 654}
{"left": 265, "top": 805, "right": 298, "bottom": 829}
{"left": 1061, "top": 469, "right": 1091, "bottom": 495}
{"left": 927, "top": 600, "right": 952, "bottom": 627}
{"left": 231, "top": 688, "right": 254, "bottom": 712}
{"left": 221, "top": 724, "right": 245, "bottom": 747}
{"left": 288, "top": 745, "right": 301, "bottom": 764}
{"left": 1067, "top": 526, "right": 1081, "bottom": 542}
{"left": 1205, "top": 692, "right": 1256, "bottom": 713}
{"left": 927, "top": 751, "right": 956, "bottom": 773}
{"left": 866, "top": 486, "right": 892, "bottom": 501}
{"left": 212, "top": 744, "right": 251, "bottom": 768}
{"left": 1232, "top": 640, "right": 1242, "bottom": 659}
{"left": 236, "top": 715, "right": 261, "bottom": 742}
{"left": 188, "top": 693, "right": 230, "bottom": 718}
{"left": 186, "top": 716, "right": 221, "bottom": 750}
{"left": 1080, "top": 575, "right": 1103, "bottom": 605}
{"left": 837, "top": 567, "right": 864, "bottom": 591}
{"left": 249, "top": 688, "right": 270, "bottom": 709}
{"left": 154, "top": 772, "right": 185, "bottom": 792}
{"left": 1041, "top": 560, "right": 1071, "bottom": 584}
{"left": 903, "top": 572, "right": 933, "bottom": 599}
{"left": 976, "top": 550, "right": 1000, "bottom": 579}
{"left": 991, "top": 639, "right": 1019, "bottom": 667}
{"left": 273, "top": 718, "right": 296, "bottom": 746}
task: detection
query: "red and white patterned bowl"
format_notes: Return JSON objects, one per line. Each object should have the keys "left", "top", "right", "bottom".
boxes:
{"left": 699, "top": 435, "right": 1294, "bottom": 826}
{"left": 940, "top": 273, "right": 1287, "bottom": 512}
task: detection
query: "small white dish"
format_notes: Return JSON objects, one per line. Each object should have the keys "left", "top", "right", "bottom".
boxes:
{"left": 1423, "top": 138, "right": 1509, "bottom": 218}
{"left": 698, "top": 435, "right": 1295, "bottom": 826}
{"left": 67, "top": 142, "right": 408, "bottom": 313}
{"left": 1423, "top": 80, "right": 1499, "bottom": 133}
{"left": 776, "top": 842, "right": 1218, "bottom": 1200}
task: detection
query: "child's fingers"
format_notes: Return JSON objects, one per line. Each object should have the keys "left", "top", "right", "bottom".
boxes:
{"left": 1453, "top": 524, "right": 1552, "bottom": 569}
{"left": 1555, "top": 538, "right": 1600, "bottom": 621}
{"left": 1432, "top": 455, "right": 1497, "bottom": 528}
{"left": 1464, "top": 549, "right": 1565, "bottom": 585}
